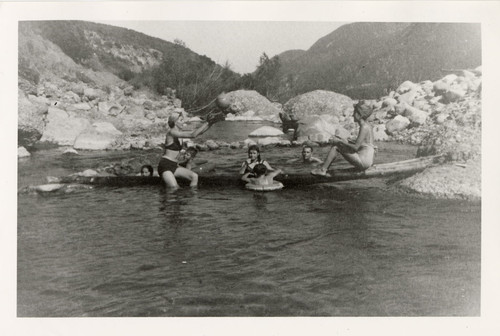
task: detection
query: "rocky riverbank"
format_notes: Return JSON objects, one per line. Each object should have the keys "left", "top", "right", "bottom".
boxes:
{"left": 18, "top": 37, "right": 481, "bottom": 200}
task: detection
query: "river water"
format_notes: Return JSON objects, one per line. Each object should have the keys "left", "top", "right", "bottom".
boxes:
{"left": 17, "top": 121, "right": 480, "bottom": 316}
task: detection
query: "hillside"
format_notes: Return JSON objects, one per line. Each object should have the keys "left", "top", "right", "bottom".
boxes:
{"left": 19, "top": 21, "right": 241, "bottom": 110}
{"left": 275, "top": 22, "right": 481, "bottom": 100}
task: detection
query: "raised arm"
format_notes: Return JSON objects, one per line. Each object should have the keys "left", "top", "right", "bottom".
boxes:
{"left": 239, "top": 161, "right": 249, "bottom": 175}
{"left": 266, "top": 168, "right": 283, "bottom": 180}
{"left": 170, "top": 122, "right": 210, "bottom": 139}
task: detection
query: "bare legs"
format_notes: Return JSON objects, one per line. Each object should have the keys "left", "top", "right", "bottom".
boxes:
{"left": 161, "top": 171, "right": 180, "bottom": 189}
{"left": 311, "top": 145, "right": 374, "bottom": 176}
{"left": 161, "top": 166, "right": 199, "bottom": 189}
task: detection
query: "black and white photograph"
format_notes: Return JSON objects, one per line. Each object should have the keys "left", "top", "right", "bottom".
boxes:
{"left": 2, "top": 1, "right": 500, "bottom": 335}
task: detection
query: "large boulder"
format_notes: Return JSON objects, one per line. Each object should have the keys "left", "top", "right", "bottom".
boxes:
{"left": 386, "top": 115, "right": 410, "bottom": 135}
{"left": 222, "top": 90, "right": 281, "bottom": 122}
{"left": 39, "top": 107, "right": 91, "bottom": 145}
{"left": 18, "top": 90, "right": 48, "bottom": 147}
{"left": 283, "top": 90, "right": 354, "bottom": 121}
{"left": 402, "top": 104, "right": 428, "bottom": 126}
{"left": 74, "top": 122, "right": 123, "bottom": 150}
{"left": 296, "top": 114, "right": 349, "bottom": 142}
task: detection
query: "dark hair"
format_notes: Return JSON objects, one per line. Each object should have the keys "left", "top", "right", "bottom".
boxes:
{"left": 253, "top": 163, "right": 267, "bottom": 177}
{"left": 185, "top": 147, "right": 198, "bottom": 157}
{"left": 302, "top": 145, "right": 313, "bottom": 152}
{"left": 140, "top": 164, "right": 154, "bottom": 176}
{"left": 247, "top": 145, "right": 262, "bottom": 161}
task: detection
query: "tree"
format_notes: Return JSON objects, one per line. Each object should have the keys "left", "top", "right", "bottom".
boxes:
{"left": 173, "top": 38, "right": 187, "bottom": 48}
{"left": 253, "top": 52, "right": 281, "bottom": 99}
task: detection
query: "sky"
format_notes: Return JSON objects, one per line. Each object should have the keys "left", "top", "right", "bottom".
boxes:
{"left": 94, "top": 20, "right": 346, "bottom": 74}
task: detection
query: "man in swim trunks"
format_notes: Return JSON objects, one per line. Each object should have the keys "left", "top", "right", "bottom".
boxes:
{"left": 311, "top": 100, "right": 375, "bottom": 177}
{"left": 159, "top": 110, "right": 223, "bottom": 188}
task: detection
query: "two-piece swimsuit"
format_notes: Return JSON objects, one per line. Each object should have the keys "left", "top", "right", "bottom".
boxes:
{"left": 158, "top": 137, "right": 182, "bottom": 176}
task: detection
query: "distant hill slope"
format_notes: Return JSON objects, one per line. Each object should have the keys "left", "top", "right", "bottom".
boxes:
{"left": 276, "top": 22, "right": 481, "bottom": 99}
{"left": 20, "top": 20, "right": 222, "bottom": 79}
{"left": 19, "top": 21, "right": 241, "bottom": 110}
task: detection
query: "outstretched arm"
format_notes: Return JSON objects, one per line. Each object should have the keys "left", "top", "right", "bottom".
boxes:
{"left": 263, "top": 161, "right": 275, "bottom": 171}
{"left": 266, "top": 168, "right": 283, "bottom": 180}
{"left": 241, "top": 172, "right": 253, "bottom": 183}
{"left": 170, "top": 122, "right": 210, "bottom": 139}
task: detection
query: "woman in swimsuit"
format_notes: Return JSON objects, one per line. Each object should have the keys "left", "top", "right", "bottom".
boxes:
{"left": 311, "top": 101, "right": 375, "bottom": 176}
{"left": 158, "top": 112, "right": 214, "bottom": 188}
{"left": 239, "top": 145, "right": 274, "bottom": 178}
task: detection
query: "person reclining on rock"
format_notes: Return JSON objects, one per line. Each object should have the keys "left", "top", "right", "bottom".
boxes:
{"left": 311, "top": 101, "right": 375, "bottom": 177}
{"left": 242, "top": 163, "right": 282, "bottom": 186}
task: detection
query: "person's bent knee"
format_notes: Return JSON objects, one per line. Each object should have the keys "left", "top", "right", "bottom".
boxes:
{"left": 161, "top": 171, "right": 179, "bottom": 188}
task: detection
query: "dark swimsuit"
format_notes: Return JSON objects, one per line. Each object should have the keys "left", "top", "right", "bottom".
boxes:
{"left": 165, "top": 137, "right": 182, "bottom": 151}
{"left": 158, "top": 137, "right": 183, "bottom": 176}
{"left": 243, "top": 159, "right": 267, "bottom": 176}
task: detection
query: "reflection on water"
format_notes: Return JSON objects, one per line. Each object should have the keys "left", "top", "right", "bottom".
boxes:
{"left": 17, "top": 128, "right": 480, "bottom": 317}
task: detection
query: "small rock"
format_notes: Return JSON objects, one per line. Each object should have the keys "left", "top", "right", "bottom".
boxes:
{"left": 386, "top": 115, "right": 410, "bottom": 135}
{"left": 62, "top": 148, "right": 79, "bottom": 155}
{"left": 18, "top": 147, "right": 31, "bottom": 158}
{"left": 35, "top": 184, "right": 65, "bottom": 192}
{"left": 205, "top": 140, "right": 219, "bottom": 150}
{"left": 76, "top": 169, "right": 98, "bottom": 177}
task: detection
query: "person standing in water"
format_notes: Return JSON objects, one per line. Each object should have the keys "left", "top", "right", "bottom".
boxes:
{"left": 311, "top": 101, "right": 375, "bottom": 177}
{"left": 159, "top": 111, "right": 223, "bottom": 188}
{"left": 239, "top": 145, "right": 274, "bottom": 178}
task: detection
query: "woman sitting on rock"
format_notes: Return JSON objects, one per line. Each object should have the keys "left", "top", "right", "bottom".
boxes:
{"left": 159, "top": 111, "right": 223, "bottom": 188}
{"left": 311, "top": 101, "right": 375, "bottom": 177}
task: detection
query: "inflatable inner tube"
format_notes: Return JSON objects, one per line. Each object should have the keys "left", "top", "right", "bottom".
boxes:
{"left": 245, "top": 181, "right": 284, "bottom": 191}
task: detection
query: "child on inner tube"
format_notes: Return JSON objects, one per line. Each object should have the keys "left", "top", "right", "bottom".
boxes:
{"left": 239, "top": 145, "right": 274, "bottom": 179}
{"left": 242, "top": 163, "right": 282, "bottom": 186}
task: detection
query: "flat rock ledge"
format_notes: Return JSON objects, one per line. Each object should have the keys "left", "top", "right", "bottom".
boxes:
{"left": 396, "top": 160, "right": 480, "bottom": 201}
